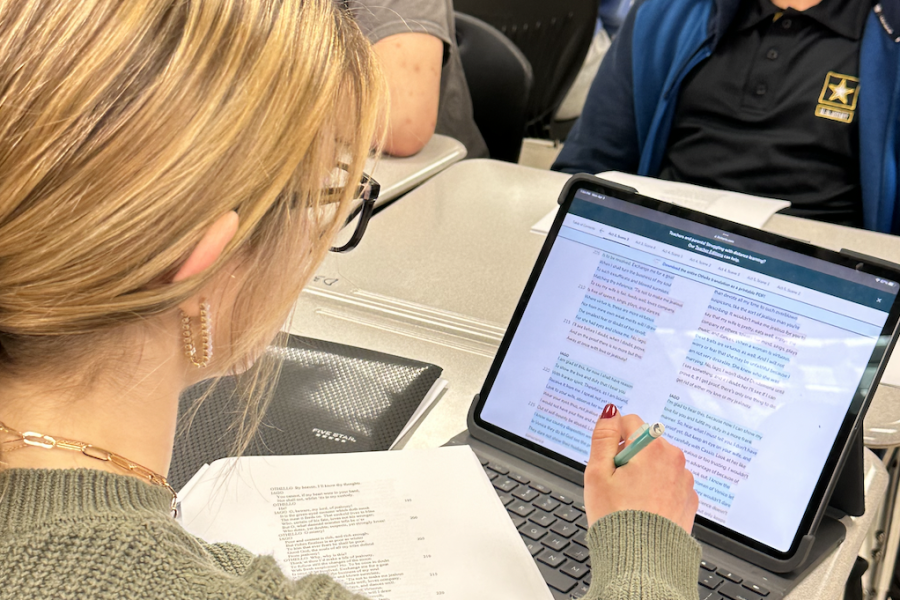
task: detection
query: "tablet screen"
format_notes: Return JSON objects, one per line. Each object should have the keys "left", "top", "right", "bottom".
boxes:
{"left": 476, "top": 182, "right": 900, "bottom": 556}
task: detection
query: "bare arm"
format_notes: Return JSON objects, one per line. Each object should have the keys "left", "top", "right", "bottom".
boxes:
{"left": 372, "top": 32, "right": 443, "bottom": 157}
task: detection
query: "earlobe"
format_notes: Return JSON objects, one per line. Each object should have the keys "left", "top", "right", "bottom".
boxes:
{"left": 172, "top": 211, "right": 240, "bottom": 284}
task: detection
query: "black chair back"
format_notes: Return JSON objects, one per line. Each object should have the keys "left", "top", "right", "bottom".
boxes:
{"left": 455, "top": 12, "right": 533, "bottom": 163}
{"left": 455, "top": 0, "right": 600, "bottom": 138}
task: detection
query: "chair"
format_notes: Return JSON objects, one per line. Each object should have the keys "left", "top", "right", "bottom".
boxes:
{"left": 454, "top": 0, "right": 600, "bottom": 139}
{"left": 455, "top": 12, "right": 533, "bottom": 163}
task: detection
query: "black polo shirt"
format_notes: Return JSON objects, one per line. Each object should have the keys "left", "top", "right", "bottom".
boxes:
{"left": 658, "top": 0, "right": 872, "bottom": 227}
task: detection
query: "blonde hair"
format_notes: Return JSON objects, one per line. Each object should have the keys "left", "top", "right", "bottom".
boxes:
{"left": 0, "top": 1, "right": 384, "bottom": 442}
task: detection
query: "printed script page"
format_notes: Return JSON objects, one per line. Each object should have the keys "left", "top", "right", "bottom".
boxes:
{"left": 179, "top": 446, "right": 551, "bottom": 600}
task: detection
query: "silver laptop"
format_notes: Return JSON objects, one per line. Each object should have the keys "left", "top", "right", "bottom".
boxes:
{"left": 448, "top": 174, "right": 900, "bottom": 600}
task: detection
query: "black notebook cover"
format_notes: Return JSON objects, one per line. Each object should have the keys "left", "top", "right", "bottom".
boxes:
{"left": 168, "top": 335, "right": 443, "bottom": 491}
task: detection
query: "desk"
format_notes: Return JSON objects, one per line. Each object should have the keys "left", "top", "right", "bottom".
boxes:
{"left": 288, "top": 159, "right": 891, "bottom": 600}
{"left": 295, "top": 159, "right": 900, "bottom": 449}
{"left": 367, "top": 134, "right": 467, "bottom": 208}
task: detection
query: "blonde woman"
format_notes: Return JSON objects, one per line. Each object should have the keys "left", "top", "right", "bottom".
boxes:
{"left": 0, "top": 1, "right": 699, "bottom": 599}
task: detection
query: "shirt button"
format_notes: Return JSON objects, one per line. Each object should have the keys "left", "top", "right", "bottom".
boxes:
{"left": 766, "top": 48, "right": 779, "bottom": 60}
{"left": 755, "top": 83, "right": 768, "bottom": 96}
{"left": 781, "top": 18, "right": 792, "bottom": 29}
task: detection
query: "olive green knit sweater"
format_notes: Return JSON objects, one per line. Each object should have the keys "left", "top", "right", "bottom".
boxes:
{"left": 0, "top": 469, "right": 701, "bottom": 599}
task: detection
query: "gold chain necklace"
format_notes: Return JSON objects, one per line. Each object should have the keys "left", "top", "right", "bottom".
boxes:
{"left": 0, "top": 420, "right": 177, "bottom": 516}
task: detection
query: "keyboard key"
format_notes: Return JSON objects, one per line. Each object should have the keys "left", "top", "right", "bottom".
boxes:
{"left": 520, "top": 522, "right": 548, "bottom": 541}
{"left": 575, "top": 514, "right": 589, "bottom": 529}
{"left": 555, "top": 506, "right": 582, "bottom": 523}
{"left": 717, "top": 570, "right": 742, "bottom": 584}
{"left": 513, "top": 487, "right": 540, "bottom": 502}
{"left": 551, "top": 521, "right": 578, "bottom": 538}
{"left": 537, "top": 549, "right": 568, "bottom": 569}
{"left": 549, "top": 590, "right": 569, "bottom": 600}
{"left": 700, "top": 560, "right": 718, "bottom": 572}
{"left": 531, "top": 483, "right": 553, "bottom": 494}
{"left": 536, "top": 562, "right": 578, "bottom": 593}
{"left": 508, "top": 513, "right": 526, "bottom": 528}
{"left": 561, "top": 561, "right": 589, "bottom": 580}
{"left": 535, "top": 496, "right": 561, "bottom": 512}
{"left": 508, "top": 472, "right": 530, "bottom": 485}
{"left": 509, "top": 501, "right": 535, "bottom": 518}
{"left": 571, "top": 583, "right": 591, "bottom": 598}
{"left": 493, "top": 478, "right": 519, "bottom": 493}
{"left": 486, "top": 462, "right": 509, "bottom": 475}
{"left": 571, "top": 528, "right": 588, "bottom": 547}
{"left": 542, "top": 534, "right": 570, "bottom": 552}
{"left": 497, "top": 493, "right": 514, "bottom": 506}
{"left": 742, "top": 582, "right": 769, "bottom": 597}
{"left": 529, "top": 508, "right": 557, "bottom": 528}
{"left": 583, "top": 572, "right": 591, "bottom": 586}
{"left": 486, "top": 470, "right": 499, "bottom": 481}
{"left": 698, "top": 587, "right": 722, "bottom": 600}
{"left": 564, "top": 545, "right": 589, "bottom": 562}
{"left": 699, "top": 572, "right": 724, "bottom": 590}
{"left": 478, "top": 456, "right": 489, "bottom": 465}
{"left": 550, "top": 492, "right": 574, "bottom": 505}
{"left": 719, "top": 582, "right": 762, "bottom": 600}
{"left": 520, "top": 535, "right": 543, "bottom": 556}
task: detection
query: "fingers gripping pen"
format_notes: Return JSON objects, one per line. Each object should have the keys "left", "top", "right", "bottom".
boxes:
{"left": 614, "top": 422, "right": 665, "bottom": 467}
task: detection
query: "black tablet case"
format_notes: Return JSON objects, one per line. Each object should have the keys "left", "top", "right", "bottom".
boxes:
{"left": 167, "top": 335, "right": 443, "bottom": 491}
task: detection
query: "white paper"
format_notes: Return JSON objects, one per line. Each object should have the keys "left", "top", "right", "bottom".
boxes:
{"left": 179, "top": 446, "right": 551, "bottom": 600}
{"left": 389, "top": 377, "right": 448, "bottom": 449}
{"left": 174, "top": 463, "right": 209, "bottom": 525}
{"left": 532, "top": 171, "right": 791, "bottom": 234}
{"left": 177, "top": 462, "right": 210, "bottom": 496}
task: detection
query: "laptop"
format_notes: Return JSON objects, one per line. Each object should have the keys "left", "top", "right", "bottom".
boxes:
{"left": 446, "top": 174, "right": 900, "bottom": 600}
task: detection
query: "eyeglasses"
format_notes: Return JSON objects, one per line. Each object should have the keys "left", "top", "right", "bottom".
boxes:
{"left": 329, "top": 169, "right": 380, "bottom": 253}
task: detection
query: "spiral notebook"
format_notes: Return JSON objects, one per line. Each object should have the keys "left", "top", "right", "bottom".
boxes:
{"left": 168, "top": 335, "right": 445, "bottom": 491}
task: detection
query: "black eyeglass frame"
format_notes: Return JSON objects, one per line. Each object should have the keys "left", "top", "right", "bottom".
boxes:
{"left": 329, "top": 170, "right": 380, "bottom": 253}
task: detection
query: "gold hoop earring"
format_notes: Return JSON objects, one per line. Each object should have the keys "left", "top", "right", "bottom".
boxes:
{"left": 181, "top": 301, "right": 212, "bottom": 368}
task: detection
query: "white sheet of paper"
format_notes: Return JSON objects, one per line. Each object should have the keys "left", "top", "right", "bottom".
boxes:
{"left": 531, "top": 171, "right": 791, "bottom": 234}
{"left": 389, "top": 377, "right": 448, "bottom": 449}
{"left": 179, "top": 446, "right": 551, "bottom": 600}
{"left": 177, "top": 463, "right": 209, "bottom": 496}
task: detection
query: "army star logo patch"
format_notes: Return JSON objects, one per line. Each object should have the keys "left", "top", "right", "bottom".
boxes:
{"left": 815, "top": 71, "right": 860, "bottom": 124}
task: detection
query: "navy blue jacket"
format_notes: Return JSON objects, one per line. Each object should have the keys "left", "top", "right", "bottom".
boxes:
{"left": 553, "top": 0, "right": 900, "bottom": 234}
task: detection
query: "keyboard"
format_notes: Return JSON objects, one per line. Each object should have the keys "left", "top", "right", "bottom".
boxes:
{"left": 477, "top": 455, "right": 775, "bottom": 600}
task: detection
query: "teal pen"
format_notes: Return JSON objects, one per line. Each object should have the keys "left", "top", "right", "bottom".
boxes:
{"left": 614, "top": 422, "right": 665, "bottom": 467}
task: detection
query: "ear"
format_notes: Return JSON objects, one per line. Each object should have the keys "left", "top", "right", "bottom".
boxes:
{"left": 172, "top": 211, "right": 240, "bottom": 285}
{"left": 173, "top": 211, "right": 240, "bottom": 316}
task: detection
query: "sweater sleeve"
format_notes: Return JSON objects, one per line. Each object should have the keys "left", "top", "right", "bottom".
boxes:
{"left": 584, "top": 510, "right": 702, "bottom": 600}
{"left": 202, "top": 541, "right": 257, "bottom": 576}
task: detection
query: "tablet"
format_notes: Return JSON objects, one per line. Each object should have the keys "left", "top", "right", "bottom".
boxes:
{"left": 473, "top": 175, "right": 900, "bottom": 562}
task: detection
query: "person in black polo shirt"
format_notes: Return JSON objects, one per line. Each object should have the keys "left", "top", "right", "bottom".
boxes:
{"left": 553, "top": 0, "right": 900, "bottom": 233}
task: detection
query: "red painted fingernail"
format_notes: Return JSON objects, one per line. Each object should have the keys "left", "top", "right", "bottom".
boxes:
{"left": 600, "top": 404, "right": 618, "bottom": 419}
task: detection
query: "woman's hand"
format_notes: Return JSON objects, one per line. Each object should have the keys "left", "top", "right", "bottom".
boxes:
{"left": 583, "top": 404, "right": 699, "bottom": 533}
